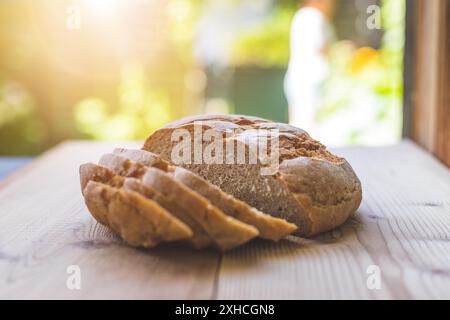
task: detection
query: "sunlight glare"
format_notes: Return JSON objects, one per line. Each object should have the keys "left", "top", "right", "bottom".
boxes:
{"left": 82, "top": 0, "right": 121, "bottom": 21}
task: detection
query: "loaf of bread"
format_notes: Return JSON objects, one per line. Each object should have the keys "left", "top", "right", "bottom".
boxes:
{"left": 143, "top": 114, "right": 362, "bottom": 237}
{"left": 79, "top": 114, "right": 362, "bottom": 250}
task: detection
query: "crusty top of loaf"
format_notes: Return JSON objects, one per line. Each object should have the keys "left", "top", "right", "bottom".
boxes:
{"left": 159, "top": 114, "right": 343, "bottom": 164}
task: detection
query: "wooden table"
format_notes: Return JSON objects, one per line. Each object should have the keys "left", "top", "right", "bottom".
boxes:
{"left": 0, "top": 140, "right": 449, "bottom": 299}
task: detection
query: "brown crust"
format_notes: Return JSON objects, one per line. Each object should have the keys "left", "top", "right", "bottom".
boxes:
{"left": 278, "top": 157, "right": 362, "bottom": 236}
{"left": 83, "top": 181, "right": 192, "bottom": 247}
{"left": 143, "top": 114, "right": 343, "bottom": 163}
{"left": 159, "top": 114, "right": 269, "bottom": 128}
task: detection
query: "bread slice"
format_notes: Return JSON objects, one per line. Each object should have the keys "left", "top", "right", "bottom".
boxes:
{"left": 98, "top": 154, "right": 259, "bottom": 250}
{"left": 82, "top": 180, "right": 193, "bottom": 248}
{"left": 80, "top": 162, "right": 211, "bottom": 249}
{"left": 172, "top": 166, "right": 297, "bottom": 241}
{"left": 143, "top": 114, "right": 362, "bottom": 236}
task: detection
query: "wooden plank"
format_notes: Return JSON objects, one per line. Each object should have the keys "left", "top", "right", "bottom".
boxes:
{"left": 0, "top": 141, "right": 220, "bottom": 299}
{"left": 435, "top": 0, "right": 450, "bottom": 167}
{"left": 412, "top": 0, "right": 440, "bottom": 150}
{"left": 216, "top": 141, "right": 450, "bottom": 299}
{"left": 410, "top": 0, "right": 450, "bottom": 167}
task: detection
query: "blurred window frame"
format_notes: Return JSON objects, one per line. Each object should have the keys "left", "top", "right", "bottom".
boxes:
{"left": 404, "top": 0, "right": 450, "bottom": 167}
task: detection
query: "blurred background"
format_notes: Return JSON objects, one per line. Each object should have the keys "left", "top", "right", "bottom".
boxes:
{"left": 0, "top": 0, "right": 405, "bottom": 156}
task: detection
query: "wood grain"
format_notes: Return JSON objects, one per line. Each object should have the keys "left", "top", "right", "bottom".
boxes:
{"left": 411, "top": 0, "right": 450, "bottom": 167}
{"left": 0, "top": 140, "right": 449, "bottom": 299}
{"left": 435, "top": 0, "right": 450, "bottom": 167}
{"left": 0, "top": 141, "right": 219, "bottom": 299}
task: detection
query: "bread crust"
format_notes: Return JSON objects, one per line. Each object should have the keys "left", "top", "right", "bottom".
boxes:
{"left": 278, "top": 157, "right": 362, "bottom": 235}
{"left": 143, "top": 114, "right": 362, "bottom": 237}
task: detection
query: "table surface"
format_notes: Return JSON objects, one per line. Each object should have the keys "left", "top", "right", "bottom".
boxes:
{"left": 0, "top": 140, "right": 449, "bottom": 299}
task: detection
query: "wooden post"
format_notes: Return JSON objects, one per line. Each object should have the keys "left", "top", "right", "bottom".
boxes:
{"left": 408, "top": 0, "right": 450, "bottom": 167}
{"left": 435, "top": 0, "right": 450, "bottom": 167}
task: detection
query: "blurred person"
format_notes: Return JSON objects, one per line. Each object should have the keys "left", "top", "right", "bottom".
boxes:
{"left": 284, "top": 0, "right": 336, "bottom": 135}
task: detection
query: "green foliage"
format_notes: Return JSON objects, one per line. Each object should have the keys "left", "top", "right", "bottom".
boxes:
{"left": 0, "top": 82, "right": 45, "bottom": 155}
{"left": 231, "top": 8, "right": 296, "bottom": 67}
{"left": 74, "top": 63, "right": 172, "bottom": 140}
